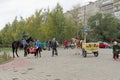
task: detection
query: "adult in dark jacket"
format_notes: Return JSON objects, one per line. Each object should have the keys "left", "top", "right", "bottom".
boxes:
{"left": 113, "top": 41, "right": 120, "bottom": 60}
{"left": 51, "top": 38, "right": 58, "bottom": 56}
{"left": 48, "top": 40, "right": 51, "bottom": 51}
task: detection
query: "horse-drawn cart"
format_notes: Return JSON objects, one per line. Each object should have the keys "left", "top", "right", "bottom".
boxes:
{"left": 82, "top": 43, "right": 99, "bottom": 57}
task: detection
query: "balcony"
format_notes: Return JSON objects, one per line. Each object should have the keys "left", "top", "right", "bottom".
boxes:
{"left": 114, "top": 1, "right": 120, "bottom": 6}
{"left": 101, "top": 0, "right": 114, "bottom": 7}
{"left": 114, "top": 5, "right": 120, "bottom": 12}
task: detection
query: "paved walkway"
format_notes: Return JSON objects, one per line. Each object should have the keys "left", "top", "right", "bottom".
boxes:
{"left": 0, "top": 48, "right": 120, "bottom": 80}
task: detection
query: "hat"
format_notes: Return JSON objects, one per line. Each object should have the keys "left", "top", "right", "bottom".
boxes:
{"left": 53, "top": 38, "right": 55, "bottom": 41}
{"left": 113, "top": 41, "right": 118, "bottom": 45}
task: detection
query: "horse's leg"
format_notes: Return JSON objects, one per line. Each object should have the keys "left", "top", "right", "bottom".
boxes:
{"left": 39, "top": 48, "right": 41, "bottom": 57}
{"left": 12, "top": 48, "right": 15, "bottom": 58}
{"left": 15, "top": 48, "right": 19, "bottom": 57}
{"left": 24, "top": 48, "right": 27, "bottom": 57}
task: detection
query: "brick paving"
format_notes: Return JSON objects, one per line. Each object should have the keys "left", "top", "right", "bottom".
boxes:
{"left": 0, "top": 48, "right": 120, "bottom": 80}
{"left": 0, "top": 58, "right": 32, "bottom": 70}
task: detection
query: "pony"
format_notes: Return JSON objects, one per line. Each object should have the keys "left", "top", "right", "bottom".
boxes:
{"left": 12, "top": 37, "right": 34, "bottom": 58}
{"left": 71, "top": 37, "right": 83, "bottom": 55}
{"left": 71, "top": 38, "right": 83, "bottom": 48}
{"left": 35, "top": 47, "right": 42, "bottom": 58}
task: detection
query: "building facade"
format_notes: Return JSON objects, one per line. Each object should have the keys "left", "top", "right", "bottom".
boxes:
{"left": 113, "top": 0, "right": 120, "bottom": 19}
{"left": 100, "top": 0, "right": 114, "bottom": 14}
{"left": 65, "top": 0, "right": 120, "bottom": 25}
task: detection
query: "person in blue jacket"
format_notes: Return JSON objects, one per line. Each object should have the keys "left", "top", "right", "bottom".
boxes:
{"left": 34, "top": 39, "right": 42, "bottom": 57}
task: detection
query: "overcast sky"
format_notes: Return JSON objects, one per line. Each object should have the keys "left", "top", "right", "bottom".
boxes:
{"left": 0, "top": 0, "right": 96, "bottom": 30}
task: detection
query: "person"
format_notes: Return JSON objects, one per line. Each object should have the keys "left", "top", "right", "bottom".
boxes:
{"left": 42, "top": 41, "right": 47, "bottom": 50}
{"left": 51, "top": 38, "right": 58, "bottom": 57}
{"left": 34, "top": 39, "right": 42, "bottom": 58}
{"left": 21, "top": 39, "right": 28, "bottom": 48}
{"left": 48, "top": 40, "right": 51, "bottom": 51}
{"left": 63, "top": 40, "right": 68, "bottom": 49}
{"left": 113, "top": 41, "right": 120, "bottom": 60}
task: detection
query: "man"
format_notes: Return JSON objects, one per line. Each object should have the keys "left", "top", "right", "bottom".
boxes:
{"left": 51, "top": 38, "right": 58, "bottom": 57}
{"left": 21, "top": 39, "right": 28, "bottom": 48}
{"left": 48, "top": 40, "right": 51, "bottom": 51}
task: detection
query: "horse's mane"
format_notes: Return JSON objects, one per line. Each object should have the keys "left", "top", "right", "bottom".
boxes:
{"left": 71, "top": 38, "right": 79, "bottom": 42}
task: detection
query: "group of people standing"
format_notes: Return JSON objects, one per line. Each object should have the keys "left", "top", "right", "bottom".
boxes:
{"left": 21, "top": 37, "right": 120, "bottom": 60}
{"left": 33, "top": 38, "right": 58, "bottom": 57}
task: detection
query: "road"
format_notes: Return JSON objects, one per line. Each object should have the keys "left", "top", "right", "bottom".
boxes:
{"left": 0, "top": 48, "right": 120, "bottom": 80}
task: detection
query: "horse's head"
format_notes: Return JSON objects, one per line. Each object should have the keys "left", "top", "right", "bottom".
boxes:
{"left": 26, "top": 37, "right": 34, "bottom": 43}
{"left": 71, "top": 38, "right": 77, "bottom": 43}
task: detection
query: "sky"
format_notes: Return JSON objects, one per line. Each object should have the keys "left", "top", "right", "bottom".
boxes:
{"left": 0, "top": 0, "right": 96, "bottom": 30}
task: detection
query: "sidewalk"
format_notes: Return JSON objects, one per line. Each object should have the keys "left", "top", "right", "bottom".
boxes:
{"left": 0, "top": 58, "right": 32, "bottom": 70}
{"left": 0, "top": 48, "right": 120, "bottom": 80}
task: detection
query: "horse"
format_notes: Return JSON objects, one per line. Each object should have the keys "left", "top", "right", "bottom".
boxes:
{"left": 71, "top": 38, "right": 83, "bottom": 55}
{"left": 71, "top": 38, "right": 83, "bottom": 48}
{"left": 12, "top": 37, "right": 34, "bottom": 58}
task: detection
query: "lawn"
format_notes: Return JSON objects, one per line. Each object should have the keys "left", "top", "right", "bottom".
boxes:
{"left": 0, "top": 47, "right": 13, "bottom": 64}
{"left": 0, "top": 47, "right": 12, "bottom": 53}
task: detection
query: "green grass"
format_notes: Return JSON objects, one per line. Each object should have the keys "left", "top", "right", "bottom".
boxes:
{"left": 0, "top": 47, "right": 13, "bottom": 64}
{"left": 0, "top": 47, "right": 12, "bottom": 53}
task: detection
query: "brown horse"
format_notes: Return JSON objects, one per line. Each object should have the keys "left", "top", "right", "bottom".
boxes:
{"left": 71, "top": 38, "right": 83, "bottom": 55}
{"left": 71, "top": 38, "right": 83, "bottom": 48}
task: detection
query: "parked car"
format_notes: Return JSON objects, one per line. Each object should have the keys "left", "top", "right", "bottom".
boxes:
{"left": 97, "top": 41, "right": 111, "bottom": 48}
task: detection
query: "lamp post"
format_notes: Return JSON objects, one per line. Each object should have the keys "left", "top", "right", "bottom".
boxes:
{"left": 83, "top": 5, "right": 87, "bottom": 43}
{"left": 83, "top": 27, "right": 88, "bottom": 43}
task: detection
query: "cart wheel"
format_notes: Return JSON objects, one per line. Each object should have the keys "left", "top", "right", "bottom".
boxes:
{"left": 94, "top": 52, "right": 98, "bottom": 57}
{"left": 82, "top": 49, "right": 87, "bottom": 57}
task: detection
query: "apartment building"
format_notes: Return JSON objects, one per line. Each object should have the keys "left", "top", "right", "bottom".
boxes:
{"left": 114, "top": 0, "right": 120, "bottom": 19}
{"left": 100, "top": 0, "right": 114, "bottom": 13}
{"left": 64, "top": 0, "right": 101, "bottom": 25}
{"left": 64, "top": 1, "right": 100, "bottom": 25}
{"left": 84, "top": 1, "right": 101, "bottom": 25}
{"left": 65, "top": 0, "right": 120, "bottom": 25}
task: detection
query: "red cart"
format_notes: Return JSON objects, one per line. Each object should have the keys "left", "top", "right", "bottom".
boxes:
{"left": 29, "top": 47, "right": 37, "bottom": 54}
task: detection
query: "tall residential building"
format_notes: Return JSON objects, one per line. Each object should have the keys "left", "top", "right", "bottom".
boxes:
{"left": 64, "top": 0, "right": 101, "bottom": 26}
{"left": 100, "top": 0, "right": 114, "bottom": 14}
{"left": 64, "top": 0, "right": 120, "bottom": 25}
{"left": 84, "top": 1, "right": 101, "bottom": 25}
{"left": 113, "top": 0, "right": 120, "bottom": 19}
